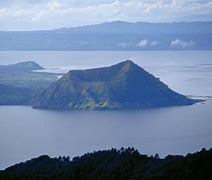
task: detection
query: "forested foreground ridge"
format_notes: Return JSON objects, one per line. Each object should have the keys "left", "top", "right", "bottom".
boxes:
{"left": 0, "top": 147, "right": 211, "bottom": 180}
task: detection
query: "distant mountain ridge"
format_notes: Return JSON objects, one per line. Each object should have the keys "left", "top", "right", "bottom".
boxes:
{"left": 33, "top": 60, "right": 197, "bottom": 110}
{"left": 58, "top": 21, "right": 212, "bottom": 34}
{"left": 0, "top": 21, "right": 212, "bottom": 50}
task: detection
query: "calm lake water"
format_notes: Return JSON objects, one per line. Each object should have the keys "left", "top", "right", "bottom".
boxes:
{"left": 0, "top": 51, "right": 212, "bottom": 169}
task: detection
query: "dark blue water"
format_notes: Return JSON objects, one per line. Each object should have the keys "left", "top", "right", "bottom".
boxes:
{"left": 0, "top": 51, "right": 212, "bottom": 169}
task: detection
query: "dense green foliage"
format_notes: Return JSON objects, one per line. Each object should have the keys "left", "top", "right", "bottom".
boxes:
{"left": 0, "top": 84, "right": 31, "bottom": 105}
{"left": 0, "top": 147, "right": 211, "bottom": 180}
{"left": 0, "top": 61, "right": 58, "bottom": 105}
{"left": 33, "top": 60, "right": 197, "bottom": 110}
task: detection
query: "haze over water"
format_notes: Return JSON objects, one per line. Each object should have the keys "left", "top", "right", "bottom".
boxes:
{"left": 0, "top": 51, "right": 212, "bottom": 169}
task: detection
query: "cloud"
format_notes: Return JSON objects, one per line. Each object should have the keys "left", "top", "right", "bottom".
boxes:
{"left": 150, "top": 41, "right": 159, "bottom": 46}
{"left": 0, "top": 0, "right": 212, "bottom": 30}
{"left": 136, "top": 39, "right": 159, "bottom": 48}
{"left": 136, "top": 40, "right": 149, "bottom": 47}
{"left": 171, "top": 39, "right": 195, "bottom": 48}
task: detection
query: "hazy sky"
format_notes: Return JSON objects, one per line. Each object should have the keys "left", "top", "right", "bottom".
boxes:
{"left": 0, "top": 0, "right": 212, "bottom": 30}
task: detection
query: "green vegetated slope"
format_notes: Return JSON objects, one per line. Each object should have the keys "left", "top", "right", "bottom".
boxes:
{"left": 33, "top": 60, "right": 197, "bottom": 110}
{"left": 0, "top": 61, "right": 58, "bottom": 105}
{"left": 0, "top": 84, "right": 31, "bottom": 105}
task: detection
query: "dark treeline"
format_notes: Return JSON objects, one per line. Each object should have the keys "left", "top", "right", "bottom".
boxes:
{"left": 0, "top": 147, "right": 212, "bottom": 180}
